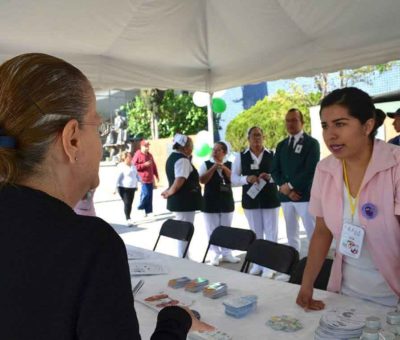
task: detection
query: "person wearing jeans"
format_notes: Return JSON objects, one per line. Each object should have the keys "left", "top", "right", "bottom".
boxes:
{"left": 115, "top": 151, "right": 138, "bottom": 227}
{"left": 133, "top": 139, "right": 159, "bottom": 217}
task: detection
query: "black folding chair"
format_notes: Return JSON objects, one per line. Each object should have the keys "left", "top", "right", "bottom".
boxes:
{"left": 289, "top": 257, "right": 333, "bottom": 290}
{"left": 241, "top": 239, "right": 299, "bottom": 274}
{"left": 153, "top": 219, "right": 194, "bottom": 258}
{"left": 201, "top": 226, "right": 256, "bottom": 264}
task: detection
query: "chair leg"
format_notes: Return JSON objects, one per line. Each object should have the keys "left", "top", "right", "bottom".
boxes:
{"left": 153, "top": 236, "right": 160, "bottom": 251}
{"left": 182, "top": 244, "right": 190, "bottom": 259}
{"left": 240, "top": 261, "right": 248, "bottom": 273}
{"left": 202, "top": 244, "right": 211, "bottom": 263}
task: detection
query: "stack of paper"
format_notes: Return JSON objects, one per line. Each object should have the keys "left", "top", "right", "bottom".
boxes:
{"left": 188, "top": 330, "right": 232, "bottom": 340}
{"left": 137, "top": 292, "right": 193, "bottom": 311}
{"left": 203, "top": 282, "right": 228, "bottom": 299}
{"left": 168, "top": 276, "right": 191, "bottom": 289}
{"left": 315, "top": 308, "right": 366, "bottom": 339}
{"left": 185, "top": 278, "right": 209, "bottom": 293}
{"left": 223, "top": 295, "right": 257, "bottom": 318}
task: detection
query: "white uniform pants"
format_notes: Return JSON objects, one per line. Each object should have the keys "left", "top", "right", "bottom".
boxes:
{"left": 281, "top": 201, "right": 315, "bottom": 252}
{"left": 243, "top": 208, "right": 279, "bottom": 242}
{"left": 244, "top": 208, "right": 279, "bottom": 273}
{"left": 175, "top": 211, "right": 195, "bottom": 258}
{"left": 203, "top": 212, "right": 234, "bottom": 257}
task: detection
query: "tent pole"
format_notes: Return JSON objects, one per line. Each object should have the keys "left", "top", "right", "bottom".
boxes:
{"left": 207, "top": 92, "right": 214, "bottom": 144}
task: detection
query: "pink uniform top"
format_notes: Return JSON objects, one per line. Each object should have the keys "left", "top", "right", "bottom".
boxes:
{"left": 309, "top": 139, "right": 400, "bottom": 297}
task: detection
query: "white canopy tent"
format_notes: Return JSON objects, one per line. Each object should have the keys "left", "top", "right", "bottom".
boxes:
{"left": 1, "top": 0, "right": 400, "bottom": 93}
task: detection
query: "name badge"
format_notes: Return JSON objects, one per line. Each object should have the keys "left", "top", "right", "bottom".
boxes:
{"left": 294, "top": 144, "right": 303, "bottom": 153}
{"left": 246, "top": 179, "right": 267, "bottom": 199}
{"left": 219, "top": 183, "right": 231, "bottom": 193}
{"left": 250, "top": 163, "right": 259, "bottom": 170}
{"left": 339, "top": 223, "right": 365, "bottom": 259}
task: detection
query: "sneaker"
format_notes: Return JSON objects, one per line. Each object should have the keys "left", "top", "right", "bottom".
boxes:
{"left": 249, "top": 266, "right": 262, "bottom": 275}
{"left": 274, "top": 273, "right": 290, "bottom": 282}
{"left": 210, "top": 255, "right": 220, "bottom": 266}
{"left": 261, "top": 268, "right": 275, "bottom": 279}
{"left": 221, "top": 254, "right": 240, "bottom": 264}
{"left": 126, "top": 219, "right": 134, "bottom": 227}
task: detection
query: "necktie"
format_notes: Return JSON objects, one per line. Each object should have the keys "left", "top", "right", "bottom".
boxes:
{"left": 288, "top": 136, "right": 294, "bottom": 150}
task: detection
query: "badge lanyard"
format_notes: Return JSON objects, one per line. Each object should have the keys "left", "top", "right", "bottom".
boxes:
{"left": 342, "top": 160, "right": 360, "bottom": 222}
{"left": 216, "top": 166, "right": 226, "bottom": 185}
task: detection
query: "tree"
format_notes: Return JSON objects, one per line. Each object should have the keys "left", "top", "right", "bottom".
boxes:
{"left": 225, "top": 87, "right": 320, "bottom": 151}
{"left": 314, "top": 61, "right": 397, "bottom": 99}
{"left": 125, "top": 90, "right": 208, "bottom": 139}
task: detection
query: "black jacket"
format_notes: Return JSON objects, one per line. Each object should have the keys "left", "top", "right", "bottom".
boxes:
{"left": 0, "top": 185, "right": 191, "bottom": 340}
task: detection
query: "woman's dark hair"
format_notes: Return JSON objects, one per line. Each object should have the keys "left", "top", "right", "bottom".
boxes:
{"left": 247, "top": 126, "right": 263, "bottom": 138}
{"left": 374, "top": 108, "right": 386, "bottom": 130}
{"left": 320, "top": 87, "right": 378, "bottom": 138}
{"left": 121, "top": 151, "right": 132, "bottom": 161}
{"left": 215, "top": 141, "right": 228, "bottom": 154}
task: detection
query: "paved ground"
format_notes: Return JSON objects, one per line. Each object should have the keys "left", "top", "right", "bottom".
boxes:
{"left": 94, "top": 162, "right": 314, "bottom": 271}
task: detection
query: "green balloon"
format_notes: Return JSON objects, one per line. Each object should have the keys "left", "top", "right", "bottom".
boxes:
{"left": 195, "top": 143, "right": 212, "bottom": 157}
{"left": 212, "top": 98, "right": 227, "bottom": 113}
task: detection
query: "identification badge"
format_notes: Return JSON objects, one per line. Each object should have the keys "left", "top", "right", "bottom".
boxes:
{"left": 246, "top": 179, "right": 267, "bottom": 199}
{"left": 219, "top": 183, "right": 231, "bottom": 192}
{"left": 339, "top": 223, "right": 365, "bottom": 259}
{"left": 294, "top": 144, "right": 303, "bottom": 153}
{"left": 250, "top": 163, "right": 259, "bottom": 170}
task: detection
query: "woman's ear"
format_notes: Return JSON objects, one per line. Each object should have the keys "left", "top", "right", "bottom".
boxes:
{"left": 61, "top": 119, "right": 80, "bottom": 163}
{"left": 364, "top": 118, "right": 375, "bottom": 136}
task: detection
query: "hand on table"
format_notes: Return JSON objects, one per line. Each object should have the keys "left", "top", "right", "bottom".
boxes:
{"left": 296, "top": 285, "right": 325, "bottom": 312}
{"left": 182, "top": 307, "right": 215, "bottom": 333}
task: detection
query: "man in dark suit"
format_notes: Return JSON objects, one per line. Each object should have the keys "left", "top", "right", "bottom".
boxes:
{"left": 272, "top": 108, "right": 320, "bottom": 252}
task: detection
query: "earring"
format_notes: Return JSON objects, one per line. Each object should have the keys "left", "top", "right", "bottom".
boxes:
{"left": 74, "top": 157, "right": 78, "bottom": 161}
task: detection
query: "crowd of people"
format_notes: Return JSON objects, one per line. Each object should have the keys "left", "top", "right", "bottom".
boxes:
{"left": 0, "top": 53, "right": 399, "bottom": 340}
{"left": 159, "top": 91, "right": 399, "bottom": 310}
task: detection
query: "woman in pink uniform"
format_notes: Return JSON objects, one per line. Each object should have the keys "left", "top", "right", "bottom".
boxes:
{"left": 296, "top": 87, "right": 400, "bottom": 310}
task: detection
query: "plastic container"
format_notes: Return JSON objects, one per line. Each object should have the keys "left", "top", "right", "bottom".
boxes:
{"left": 365, "top": 316, "right": 381, "bottom": 330}
{"left": 223, "top": 295, "right": 257, "bottom": 318}
{"left": 386, "top": 311, "right": 400, "bottom": 335}
{"left": 360, "top": 327, "right": 379, "bottom": 340}
{"left": 378, "top": 330, "right": 395, "bottom": 340}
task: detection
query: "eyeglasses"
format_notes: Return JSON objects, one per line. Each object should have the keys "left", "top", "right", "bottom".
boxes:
{"left": 80, "top": 121, "right": 107, "bottom": 135}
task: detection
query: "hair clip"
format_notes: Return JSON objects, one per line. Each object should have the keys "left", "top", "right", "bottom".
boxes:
{"left": 0, "top": 129, "right": 17, "bottom": 148}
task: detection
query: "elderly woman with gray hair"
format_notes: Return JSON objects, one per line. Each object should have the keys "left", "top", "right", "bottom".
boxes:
{"left": 0, "top": 53, "right": 212, "bottom": 339}
{"left": 162, "top": 133, "right": 202, "bottom": 257}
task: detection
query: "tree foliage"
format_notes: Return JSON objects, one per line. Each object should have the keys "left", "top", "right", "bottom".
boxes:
{"left": 124, "top": 89, "right": 207, "bottom": 139}
{"left": 225, "top": 87, "right": 320, "bottom": 151}
{"left": 314, "top": 61, "right": 398, "bottom": 98}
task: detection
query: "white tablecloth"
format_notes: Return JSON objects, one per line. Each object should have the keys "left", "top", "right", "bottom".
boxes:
{"left": 126, "top": 246, "right": 392, "bottom": 339}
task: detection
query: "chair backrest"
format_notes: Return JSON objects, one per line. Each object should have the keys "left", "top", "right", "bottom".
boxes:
{"left": 289, "top": 257, "right": 333, "bottom": 290}
{"left": 241, "top": 239, "right": 299, "bottom": 274}
{"left": 153, "top": 219, "right": 194, "bottom": 258}
{"left": 202, "top": 226, "right": 256, "bottom": 263}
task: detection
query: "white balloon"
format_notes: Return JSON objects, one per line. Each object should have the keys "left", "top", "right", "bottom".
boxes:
{"left": 192, "top": 91, "right": 210, "bottom": 107}
{"left": 195, "top": 130, "right": 212, "bottom": 149}
{"left": 213, "top": 90, "right": 227, "bottom": 98}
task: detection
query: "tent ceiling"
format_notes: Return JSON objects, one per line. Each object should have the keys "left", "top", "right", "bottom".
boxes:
{"left": 1, "top": 0, "right": 400, "bottom": 91}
